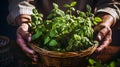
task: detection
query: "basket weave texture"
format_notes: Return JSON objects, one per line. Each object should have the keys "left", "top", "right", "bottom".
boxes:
{"left": 30, "top": 43, "right": 98, "bottom": 67}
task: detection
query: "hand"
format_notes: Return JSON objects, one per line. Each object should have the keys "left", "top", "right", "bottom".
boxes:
{"left": 94, "top": 13, "right": 114, "bottom": 52}
{"left": 16, "top": 23, "right": 38, "bottom": 61}
{"left": 94, "top": 24, "right": 112, "bottom": 52}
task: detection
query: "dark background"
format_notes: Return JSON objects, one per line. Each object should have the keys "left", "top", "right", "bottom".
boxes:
{"left": 0, "top": 0, "right": 17, "bottom": 40}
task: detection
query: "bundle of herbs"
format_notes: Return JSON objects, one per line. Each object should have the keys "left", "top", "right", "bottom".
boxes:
{"left": 30, "top": 2, "right": 101, "bottom": 52}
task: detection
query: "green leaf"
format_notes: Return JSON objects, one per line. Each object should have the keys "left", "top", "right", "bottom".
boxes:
{"left": 93, "top": 21, "right": 97, "bottom": 25}
{"left": 37, "top": 14, "right": 43, "bottom": 17}
{"left": 47, "top": 13, "right": 55, "bottom": 19}
{"left": 94, "top": 17, "right": 102, "bottom": 22}
{"left": 86, "top": 5, "right": 91, "bottom": 12}
{"left": 33, "top": 9, "right": 38, "bottom": 14}
{"left": 53, "top": 3, "right": 58, "bottom": 9}
{"left": 70, "top": 1, "right": 77, "bottom": 7}
{"left": 44, "top": 36, "right": 50, "bottom": 44}
{"left": 77, "top": 10, "right": 86, "bottom": 17}
{"left": 74, "top": 34, "right": 81, "bottom": 41}
{"left": 71, "top": 7, "right": 75, "bottom": 11}
{"left": 63, "top": 4, "right": 70, "bottom": 8}
{"left": 50, "top": 30, "right": 56, "bottom": 37}
{"left": 31, "top": 14, "right": 37, "bottom": 22}
{"left": 96, "top": 61, "right": 102, "bottom": 67}
{"left": 93, "top": 41, "right": 99, "bottom": 45}
{"left": 88, "top": 59, "right": 96, "bottom": 65}
{"left": 31, "top": 31, "right": 42, "bottom": 41}
{"left": 109, "top": 61, "right": 115, "bottom": 67}
{"left": 49, "top": 39, "right": 58, "bottom": 46}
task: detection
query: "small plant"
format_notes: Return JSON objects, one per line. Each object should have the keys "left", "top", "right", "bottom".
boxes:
{"left": 30, "top": 2, "right": 102, "bottom": 52}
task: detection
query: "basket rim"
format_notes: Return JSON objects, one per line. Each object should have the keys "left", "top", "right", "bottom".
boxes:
{"left": 29, "top": 43, "right": 98, "bottom": 58}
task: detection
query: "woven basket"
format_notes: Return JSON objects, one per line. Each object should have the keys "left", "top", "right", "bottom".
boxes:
{"left": 0, "top": 36, "right": 14, "bottom": 67}
{"left": 29, "top": 43, "right": 98, "bottom": 67}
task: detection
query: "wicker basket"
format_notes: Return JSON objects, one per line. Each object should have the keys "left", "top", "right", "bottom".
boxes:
{"left": 29, "top": 43, "right": 98, "bottom": 67}
{"left": 0, "top": 36, "right": 14, "bottom": 67}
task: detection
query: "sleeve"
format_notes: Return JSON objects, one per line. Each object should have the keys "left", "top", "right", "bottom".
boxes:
{"left": 7, "top": 0, "right": 35, "bottom": 26}
{"left": 95, "top": 0, "right": 120, "bottom": 24}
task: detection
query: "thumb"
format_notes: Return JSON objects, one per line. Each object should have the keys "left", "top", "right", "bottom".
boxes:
{"left": 27, "top": 34, "right": 31, "bottom": 42}
{"left": 23, "top": 46, "right": 38, "bottom": 61}
{"left": 97, "top": 34, "right": 102, "bottom": 41}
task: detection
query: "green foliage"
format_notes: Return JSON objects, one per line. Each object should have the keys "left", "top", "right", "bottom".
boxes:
{"left": 30, "top": 2, "right": 101, "bottom": 52}
{"left": 88, "top": 58, "right": 120, "bottom": 67}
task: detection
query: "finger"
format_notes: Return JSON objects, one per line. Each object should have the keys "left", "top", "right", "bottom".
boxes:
{"left": 33, "top": 54, "right": 38, "bottom": 62}
{"left": 19, "top": 42, "right": 37, "bottom": 61}
{"left": 16, "top": 32, "right": 26, "bottom": 47}
{"left": 17, "top": 24, "right": 31, "bottom": 42}
{"left": 97, "top": 29, "right": 112, "bottom": 52}
{"left": 94, "top": 25, "right": 105, "bottom": 32}
{"left": 28, "top": 34, "right": 31, "bottom": 42}
{"left": 26, "top": 52, "right": 38, "bottom": 61}
{"left": 23, "top": 33, "right": 31, "bottom": 42}
{"left": 26, "top": 51, "right": 38, "bottom": 61}
{"left": 96, "top": 27, "right": 109, "bottom": 41}
{"left": 94, "top": 25, "right": 105, "bottom": 40}
{"left": 17, "top": 32, "right": 36, "bottom": 61}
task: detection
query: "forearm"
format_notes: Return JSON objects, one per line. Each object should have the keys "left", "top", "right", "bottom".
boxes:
{"left": 7, "top": 0, "right": 35, "bottom": 26}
